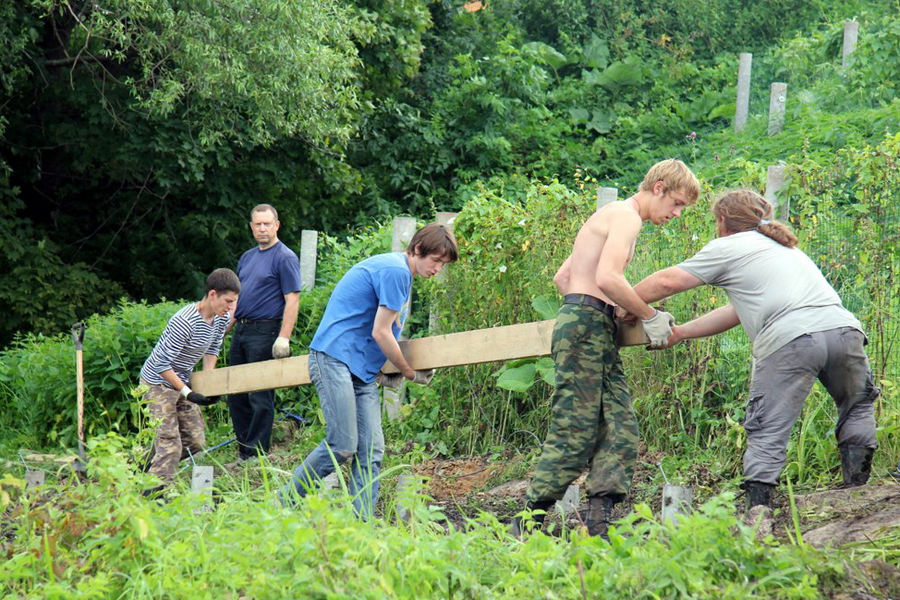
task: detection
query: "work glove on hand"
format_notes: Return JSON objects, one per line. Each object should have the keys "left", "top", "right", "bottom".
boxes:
{"left": 376, "top": 372, "right": 406, "bottom": 389}
{"left": 641, "top": 309, "right": 676, "bottom": 349}
{"left": 272, "top": 336, "right": 291, "bottom": 359}
{"left": 180, "top": 385, "right": 219, "bottom": 406}
{"left": 411, "top": 369, "right": 435, "bottom": 386}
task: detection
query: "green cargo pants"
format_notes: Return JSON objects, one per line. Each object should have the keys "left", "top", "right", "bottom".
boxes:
{"left": 526, "top": 301, "right": 638, "bottom": 503}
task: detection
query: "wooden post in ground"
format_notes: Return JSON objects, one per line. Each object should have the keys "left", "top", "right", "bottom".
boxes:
{"left": 385, "top": 217, "right": 418, "bottom": 421}
{"left": 767, "top": 83, "right": 787, "bottom": 135}
{"left": 429, "top": 212, "right": 459, "bottom": 334}
{"left": 734, "top": 53, "right": 752, "bottom": 133}
{"left": 597, "top": 187, "right": 618, "bottom": 210}
{"left": 300, "top": 230, "right": 318, "bottom": 291}
{"left": 842, "top": 20, "right": 859, "bottom": 68}
{"left": 765, "top": 164, "right": 789, "bottom": 221}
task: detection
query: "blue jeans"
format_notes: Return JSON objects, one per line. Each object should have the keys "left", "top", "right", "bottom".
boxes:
{"left": 280, "top": 350, "right": 384, "bottom": 518}
{"left": 228, "top": 320, "right": 280, "bottom": 458}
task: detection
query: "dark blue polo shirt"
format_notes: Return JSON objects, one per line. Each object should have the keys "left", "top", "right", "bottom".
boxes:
{"left": 234, "top": 241, "right": 301, "bottom": 320}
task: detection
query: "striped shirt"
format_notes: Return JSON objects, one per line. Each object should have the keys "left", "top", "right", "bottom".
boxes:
{"left": 140, "top": 304, "right": 230, "bottom": 388}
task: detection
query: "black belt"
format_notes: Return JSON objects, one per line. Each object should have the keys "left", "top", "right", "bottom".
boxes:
{"left": 563, "top": 293, "right": 615, "bottom": 318}
{"left": 236, "top": 318, "right": 280, "bottom": 324}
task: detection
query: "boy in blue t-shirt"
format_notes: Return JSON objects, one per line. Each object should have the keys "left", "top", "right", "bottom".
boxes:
{"left": 280, "top": 223, "right": 458, "bottom": 517}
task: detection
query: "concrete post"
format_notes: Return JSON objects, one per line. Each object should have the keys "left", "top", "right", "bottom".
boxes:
{"left": 842, "top": 20, "right": 859, "bottom": 68}
{"left": 734, "top": 53, "right": 752, "bottom": 133}
{"left": 25, "top": 470, "right": 45, "bottom": 490}
{"left": 555, "top": 483, "right": 580, "bottom": 518}
{"left": 385, "top": 217, "right": 418, "bottom": 421}
{"left": 661, "top": 484, "right": 693, "bottom": 526}
{"left": 767, "top": 82, "right": 787, "bottom": 135}
{"left": 596, "top": 187, "right": 618, "bottom": 210}
{"left": 300, "top": 230, "right": 318, "bottom": 291}
{"left": 429, "top": 212, "right": 458, "bottom": 334}
{"left": 765, "top": 164, "right": 789, "bottom": 221}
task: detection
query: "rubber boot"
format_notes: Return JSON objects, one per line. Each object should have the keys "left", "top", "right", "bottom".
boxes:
{"left": 586, "top": 495, "right": 617, "bottom": 541}
{"left": 839, "top": 445, "right": 874, "bottom": 487}
{"left": 509, "top": 499, "right": 554, "bottom": 538}
{"left": 743, "top": 481, "right": 774, "bottom": 538}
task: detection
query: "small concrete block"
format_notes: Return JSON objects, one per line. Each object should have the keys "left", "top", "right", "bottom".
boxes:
{"left": 191, "top": 465, "right": 214, "bottom": 495}
{"left": 25, "top": 470, "right": 45, "bottom": 490}
{"left": 323, "top": 472, "right": 341, "bottom": 489}
{"left": 661, "top": 484, "right": 693, "bottom": 526}
{"left": 556, "top": 483, "right": 580, "bottom": 517}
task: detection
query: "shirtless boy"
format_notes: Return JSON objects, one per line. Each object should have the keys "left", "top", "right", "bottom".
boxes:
{"left": 511, "top": 159, "right": 700, "bottom": 539}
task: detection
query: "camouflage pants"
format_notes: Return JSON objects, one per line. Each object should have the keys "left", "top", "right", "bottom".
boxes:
{"left": 143, "top": 382, "right": 206, "bottom": 484}
{"left": 526, "top": 302, "right": 638, "bottom": 503}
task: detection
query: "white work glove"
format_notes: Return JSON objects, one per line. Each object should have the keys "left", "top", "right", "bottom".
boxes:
{"left": 376, "top": 372, "right": 406, "bottom": 389}
{"left": 641, "top": 309, "right": 675, "bottom": 349}
{"left": 411, "top": 369, "right": 435, "bottom": 386}
{"left": 272, "top": 336, "right": 291, "bottom": 359}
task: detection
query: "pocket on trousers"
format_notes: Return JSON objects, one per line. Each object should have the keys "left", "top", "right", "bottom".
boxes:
{"left": 743, "top": 394, "right": 765, "bottom": 433}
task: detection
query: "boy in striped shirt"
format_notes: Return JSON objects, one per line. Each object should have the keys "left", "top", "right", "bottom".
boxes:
{"left": 140, "top": 268, "right": 241, "bottom": 490}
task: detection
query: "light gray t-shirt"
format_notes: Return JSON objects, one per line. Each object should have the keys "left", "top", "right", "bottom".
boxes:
{"left": 677, "top": 231, "right": 861, "bottom": 361}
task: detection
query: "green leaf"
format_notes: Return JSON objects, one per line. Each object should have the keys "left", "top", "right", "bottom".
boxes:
{"left": 522, "top": 42, "right": 569, "bottom": 70}
{"left": 568, "top": 108, "right": 590, "bottom": 124}
{"left": 586, "top": 58, "right": 644, "bottom": 92}
{"left": 707, "top": 103, "right": 735, "bottom": 121}
{"left": 495, "top": 363, "right": 537, "bottom": 392}
{"left": 587, "top": 110, "right": 612, "bottom": 134}
{"left": 535, "top": 357, "right": 555, "bottom": 386}
{"left": 582, "top": 34, "right": 609, "bottom": 70}
{"left": 531, "top": 296, "right": 560, "bottom": 320}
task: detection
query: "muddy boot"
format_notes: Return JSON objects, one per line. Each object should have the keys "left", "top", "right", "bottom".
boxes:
{"left": 840, "top": 445, "right": 874, "bottom": 487}
{"left": 586, "top": 495, "right": 617, "bottom": 541}
{"left": 743, "top": 481, "right": 774, "bottom": 539}
{"left": 509, "top": 499, "right": 554, "bottom": 538}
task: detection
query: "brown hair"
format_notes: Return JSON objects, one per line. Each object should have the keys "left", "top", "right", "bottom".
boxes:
{"left": 639, "top": 158, "right": 701, "bottom": 203}
{"left": 712, "top": 190, "right": 798, "bottom": 248}
{"left": 250, "top": 203, "right": 278, "bottom": 221}
{"left": 407, "top": 223, "right": 459, "bottom": 262}
{"left": 206, "top": 268, "right": 241, "bottom": 294}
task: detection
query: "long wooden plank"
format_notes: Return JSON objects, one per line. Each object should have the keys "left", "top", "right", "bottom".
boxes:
{"left": 190, "top": 319, "right": 649, "bottom": 396}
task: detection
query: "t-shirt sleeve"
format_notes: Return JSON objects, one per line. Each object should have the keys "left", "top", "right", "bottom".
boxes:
{"left": 376, "top": 267, "right": 411, "bottom": 311}
{"left": 677, "top": 239, "right": 731, "bottom": 285}
{"left": 205, "top": 314, "right": 229, "bottom": 357}
{"left": 278, "top": 250, "right": 302, "bottom": 295}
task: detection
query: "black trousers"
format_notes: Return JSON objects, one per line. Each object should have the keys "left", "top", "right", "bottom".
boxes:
{"left": 228, "top": 320, "right": 280, "bottom": 458}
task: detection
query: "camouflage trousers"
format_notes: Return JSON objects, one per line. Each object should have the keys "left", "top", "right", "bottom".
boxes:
{"left": 142, "top": 381, "right": 206, "bottom": 484}
{"left": 526, "top": 302, "right": 638, "bottom": 503}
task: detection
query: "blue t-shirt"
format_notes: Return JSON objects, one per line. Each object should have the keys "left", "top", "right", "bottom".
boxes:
{"left": 235, "top": 241, "right": 302, "bottom": 320}
{"left": 311, "top": 252, "right": 412, "bottom": 382}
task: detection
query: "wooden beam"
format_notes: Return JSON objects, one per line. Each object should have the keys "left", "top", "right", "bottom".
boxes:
{"left": 190, "top": 319, "right": 649, "bottom": 396}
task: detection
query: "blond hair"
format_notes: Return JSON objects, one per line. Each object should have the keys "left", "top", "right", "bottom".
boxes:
{"left": 713, "top": 190, "right": 798, "bottom": 248}
{"left": 639, "top": 159, "right": 701, "bottom": 203}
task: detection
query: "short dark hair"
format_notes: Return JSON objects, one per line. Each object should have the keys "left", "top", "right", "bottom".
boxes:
{"left": 206, "top": 268, "right": 241, "bottom": 294}
{"left": 407, "top": 223, "right": 459, "bottom": 262}
{"left": 250, "top": 204, "right": 278, "bottom": 221}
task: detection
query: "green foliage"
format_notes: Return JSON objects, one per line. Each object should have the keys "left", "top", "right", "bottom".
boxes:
{"left": 0, "top": 438, "right": 846, "bottom": 598}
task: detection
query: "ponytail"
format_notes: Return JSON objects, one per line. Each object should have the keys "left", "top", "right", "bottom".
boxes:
{"left": 713, "top": 190, "right": 798, "bottom": 248}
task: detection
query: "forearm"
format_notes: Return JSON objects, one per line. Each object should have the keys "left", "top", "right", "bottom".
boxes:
{"left": 279, "top": 293, "right": 300, "bottom": 338}
{"left": 373, "top": 331, "right": 414, "bottom": 379}
{"left": 634, "top": 267, "right": 702, "bottom": 305}
{"left": 678, "top": 305, "right": 740, "bottom": 340}
{"left": 598, "top": 274, "right": 655, "bottom": 319}
{"left": 202, "top": 354, "right": 218, "bottom": 371}
{"left": 159, "top": 369, "right": 186, "bottom": 392}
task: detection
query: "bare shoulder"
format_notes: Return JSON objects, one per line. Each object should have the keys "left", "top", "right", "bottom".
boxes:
{"left": 594, "top": 202, "right": 642, "bottom": 235}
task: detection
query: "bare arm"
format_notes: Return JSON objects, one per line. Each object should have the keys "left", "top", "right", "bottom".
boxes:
{"left": 553, "top": 256, "right": 572, "bottom": 295}
{"left": 594, "top": 212, "right": 655, "bottom": 319}
{"left": 279, "top": 292, "right": 300, "bottom": 338}
{"left": 201, "top": 354, "right": 218, "bottom": 371}
{"left": 372, "top": 306, "right": 415, "bottom": 380}
{"left": 665, "top": 304, "right": 741, "bottom": 348}
{"left": 633, "top": 266, "right": 705, "bottom": 304}
{"left": 158, "top": 369, "right": 187, "bottom": 392}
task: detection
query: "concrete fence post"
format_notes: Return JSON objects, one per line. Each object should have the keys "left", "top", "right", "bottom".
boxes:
{"left": 385, "top": 217, "right": 418, "bottom": 421}
{"left": 300, "top": 229, "right": 318, "bottom": 291}
{"left": 597, "top": 187, "right": 618, "bottom": 210}
{"left": 842, "top": 20, "right": 859, "bottom": 68}
{"left": 767, "top": 82, "right": 787, "bottom": 135}
{"left": 765, "top": 164, "right": 789, "bottom": 221}
{"left": 734, "top": 53, "right": 752, "bottom": 133}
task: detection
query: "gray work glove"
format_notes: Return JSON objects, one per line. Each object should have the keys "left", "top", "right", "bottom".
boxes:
{"left": 641, "top": 309, "right": 675, "bottom": 349}
{"left": 376, "top": 372, "right": 406, "bottom": 389}
{"left": 411, "top": 369, "right": 435, "bottom": 386}
{"left": 272, "top": 336, "right": 291, "bottom": 359}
